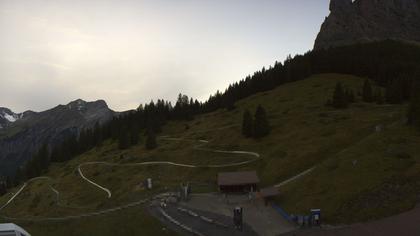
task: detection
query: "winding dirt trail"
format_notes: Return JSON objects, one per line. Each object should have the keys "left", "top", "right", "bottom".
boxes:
{"left": 274, "top": 167, "right": 316, "bottom": 188}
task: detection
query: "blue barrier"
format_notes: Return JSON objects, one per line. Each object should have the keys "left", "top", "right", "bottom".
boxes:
{"left": 271, "top": 204, "right": 292, "bottom": 222}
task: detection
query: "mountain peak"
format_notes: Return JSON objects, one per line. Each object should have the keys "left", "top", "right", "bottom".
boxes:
{"left": 315, "top": 0, "right": 420, "bottom": 50}
{"left": 66, "top": 99, "right": 109, "bottom": 111}
{"left": 0, "top": 107, "right": 19, "bottom": 126}
{"left": 329, "top": 0, "right": 352, "bottom": 12}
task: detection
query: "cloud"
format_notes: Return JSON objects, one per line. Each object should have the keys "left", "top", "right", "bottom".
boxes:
{"left": 0, "top": 0, "right": 329, "bottom": 112}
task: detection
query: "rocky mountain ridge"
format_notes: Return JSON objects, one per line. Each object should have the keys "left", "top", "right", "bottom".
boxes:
{"left": 0, "top": 99, "right": 115, "bottom": 177}
{"left": 314, "top": 0, "right": 420, "bottom": 49}
{"left": 0, "top": 108, "right": 25, "bottom": 129}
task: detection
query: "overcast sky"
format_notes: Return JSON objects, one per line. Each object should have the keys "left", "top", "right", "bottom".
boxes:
{"left": 0, "top": 0, "right": 329, "bottom": 112}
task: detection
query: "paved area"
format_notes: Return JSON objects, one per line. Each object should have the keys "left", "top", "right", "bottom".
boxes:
{"left": 180, "top": 193, "right": 297, "bottom": 236}
{"left": 281, "top": 205, "right": 420, "bottom": 236}
{"left": 149, "top": 204, "right": 258, "bottom": 236}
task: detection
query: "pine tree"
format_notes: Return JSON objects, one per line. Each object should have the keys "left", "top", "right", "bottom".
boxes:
{"left": 362, "top": 79, "right": 374, "bottom": 103}
{"left": 93, "top": 122, "right": 103, "bottom": 146}
{"left": 5, "top": 176, "right": 12, "bottom": 189}
{"left": 14, "top": 167, "right": 23, "bottom": 185}
{"left": 408, "top": 80, "right": 420, "bottom": 129}
{"left": 37, "top": 143, "right": 50, "bottom": 172}
{"left": 332, "top": 82, "right": 348, "bottom": 108}
{"left": 130, "top": 124, "right": 140, "bottom": 145}
{"left": 118, "top": 130, "right": 130, "bottom": 150}
{"left": 145, "top": 128, "right": 157, "bottom": 150}
{"left": 241, "top": 110, "right": 253, "bottom": 138}
{"left": 385, "top": 80, "right": 404, "bottom": 104}
{"left": 253, "top": 105, "right": 270, "bottom": 138}
{"left": 374, "top": 88, "right": 385, "bottom": 105}
{"left": 0, "top": 182, "right": 6, "bottom": 196}
{"left": 345, "top": 88, "right": 355, "bottom": 103}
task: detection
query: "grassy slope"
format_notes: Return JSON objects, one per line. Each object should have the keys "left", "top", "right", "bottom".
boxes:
{"left": 1, "top": 73, "right": 418, "bottom": 235}
{"left": 280, "top": 121, "right": 420, "bottom": 223}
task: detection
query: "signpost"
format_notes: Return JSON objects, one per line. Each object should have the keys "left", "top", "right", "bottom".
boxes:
{"left": 233, "top": 207, "right": 243, "bottom": 231}
{"left": 310, "top": 209, "right": 321, "bottom": 226}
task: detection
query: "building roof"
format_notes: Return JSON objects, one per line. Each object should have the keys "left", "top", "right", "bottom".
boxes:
{"left": 260, "top": 186, "right": 280, "bottom": 198}
{"left": 217, "top": 171, "right": 260, "bottom": 186}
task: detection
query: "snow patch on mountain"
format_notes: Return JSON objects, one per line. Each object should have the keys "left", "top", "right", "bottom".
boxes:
{"left": 0, "top": 108, "right": 22, "bottom": 125}
{"left": 4, "top": 114, "right": 17, "bottom": 122}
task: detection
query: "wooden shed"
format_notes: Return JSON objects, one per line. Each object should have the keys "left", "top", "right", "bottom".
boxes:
{"left": 217, "top": 171, "right": 260, "bottom": 193}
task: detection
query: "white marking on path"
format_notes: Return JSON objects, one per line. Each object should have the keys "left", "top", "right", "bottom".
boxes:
{"left": 274, "top": 167, "right": 316, "bottom": 188}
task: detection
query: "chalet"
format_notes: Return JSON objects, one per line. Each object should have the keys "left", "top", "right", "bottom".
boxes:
{"left": 217, "top": 171, "right": 259, "bottom": 193}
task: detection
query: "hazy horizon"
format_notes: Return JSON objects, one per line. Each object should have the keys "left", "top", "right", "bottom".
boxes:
{"left": 0, "top": 0, "right": 329, "bottom": 113}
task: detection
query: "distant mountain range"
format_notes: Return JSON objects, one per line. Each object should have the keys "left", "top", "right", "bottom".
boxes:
{"left": 0, "top": 99, "right": 115, "bottom": 176}
{"left": 314, "top": 0, "right": 420, "bottom": 49}
{"left": 0, "top": 108, "right": 32, "bottom": 129}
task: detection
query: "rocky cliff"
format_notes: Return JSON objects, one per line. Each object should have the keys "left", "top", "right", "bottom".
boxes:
{"left": 314, "top": 0, "right": 420, "bottom": 50}
{"left": 0, "top": 99, "right": 114, "bottom": 176}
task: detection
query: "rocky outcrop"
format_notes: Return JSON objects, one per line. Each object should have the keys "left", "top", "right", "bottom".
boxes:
{"left": 0, "top": 99, "right": 115, "bottom": 176}
{"left": 314, "top": 0, "right": 420, "bottom": 50}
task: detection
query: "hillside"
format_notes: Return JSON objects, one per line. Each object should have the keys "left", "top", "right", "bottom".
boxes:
{"left": 0, "top": 99, "right": 114, "bottom": 177}
{"left": 0, "top": 74, "right": 417, "bottom": 235}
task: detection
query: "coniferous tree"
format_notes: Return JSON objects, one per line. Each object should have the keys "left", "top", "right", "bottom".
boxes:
{"left": 253, "top": 105, "right": 270, "bottom": 138}
{"left": 0, "top": 182, "right": 6, "bottom": 196}
{"left": 93, "top": 122, "right": 103, "bottom": 146}
{"left": 241, "top": 110, "right": 254, "bottom": 138}
{"left": 408, "top": 80, "right": 420, "bottom": 129}
{"left": 50, "top": 145, "right": 63, "bottom": 162}
{"left": 332, "top": 82, "right": 348, "bottom": 108}
{"left": 5, "top": 176, "right": 12, "bottom": 190}
{"left": 37, "top": 143, "right": 50, "bottom": 172}
{"left": 14, "top": 167, "right": 23, "bottom": 185}
{"left": 362, "top": 79, "right": 374, "bottom": 103}
{"left": 118, "top": 129, "right": 130, "bottom": 150}
{"left": 385, "top": 80, "right": 404, "bottom": 104}
{"left": 21, "top": 143, "right": 51, "bottom": 179}
{"left": 374, "top": 88, "right": 385, "bottom": 105}
{"left": 145, "top": 128, "right": 157, "bottom": 150}
{"left": 345, "top": 88, "right": 355, "bottom": 103}
{"left": 130, "top": 124, "right": 140, "bottom": 145}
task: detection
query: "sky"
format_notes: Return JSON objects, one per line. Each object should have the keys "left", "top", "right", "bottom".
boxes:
{"left": 0, "top": 0, "right": 330, "bottom": 112}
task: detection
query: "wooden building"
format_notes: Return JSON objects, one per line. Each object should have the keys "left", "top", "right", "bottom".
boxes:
{"left": 217, "top": 171, "right": 260, "bottom": 193}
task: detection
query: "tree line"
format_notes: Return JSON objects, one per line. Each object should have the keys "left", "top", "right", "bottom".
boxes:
{"left": 328, "top": 75, "right": 420, "bottom": 130}
{"left": 202, "top": 40, "right": 420, "bottom": 114}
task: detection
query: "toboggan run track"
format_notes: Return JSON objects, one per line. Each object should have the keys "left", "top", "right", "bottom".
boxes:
{"left": 0, "top": 134, "right": 261, "bottom": 221}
